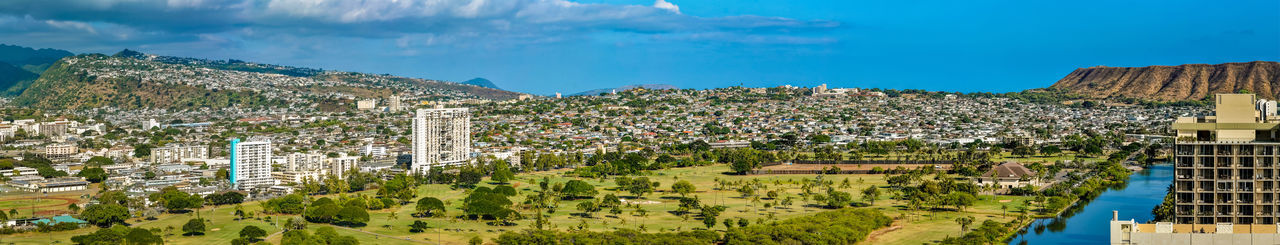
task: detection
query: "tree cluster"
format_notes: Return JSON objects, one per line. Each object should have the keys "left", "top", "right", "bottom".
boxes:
{"left": 70, "top": 225, "right": 162, "bottom": 245}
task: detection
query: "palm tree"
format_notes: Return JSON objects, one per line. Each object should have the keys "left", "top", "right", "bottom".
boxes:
{"left": 1000, "top": 204, "right": 1008, "bottom": 218}
{"left": 955, "top": 216, "right": 975, "bottom": 233}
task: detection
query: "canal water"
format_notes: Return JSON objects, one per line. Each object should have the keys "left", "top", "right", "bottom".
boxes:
{"left": 1006, "top": 164, "right": 1173, "bottom": 245}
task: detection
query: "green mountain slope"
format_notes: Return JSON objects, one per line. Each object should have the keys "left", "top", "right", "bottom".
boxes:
{"left": 0, "top": 62, "right": 38, "bottom": 96}
{"left": 11, "top": 50, "right": 527, "bottom": 111}
{"left": 12, "top": 55, "right": 283, "bottom": 110}
{"left": 0, "top": 44, "right": 74, "bottom": 94}
{"left": 0, "top": 44, "right": 74, "bottom": 73}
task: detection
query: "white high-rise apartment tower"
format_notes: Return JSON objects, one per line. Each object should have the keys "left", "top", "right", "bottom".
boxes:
{"left": 230, "top": 139, "right": 275, "bottom": 189}
{"left": 388, "top": 95, "right": 402, "bottom": 112}
{"left": 412, "top": 106, "right": 471, "bottom": 174}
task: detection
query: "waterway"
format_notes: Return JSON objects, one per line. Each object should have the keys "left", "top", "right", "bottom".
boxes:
{"left": 1006, "top": 164, "right": 1173, "bottom": 245}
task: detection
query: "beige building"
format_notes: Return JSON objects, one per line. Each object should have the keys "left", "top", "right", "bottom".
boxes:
{"left": 285, "top": 152, "right": 325, "bottom": 172}
{"left": 150, "top": 144, "right": 209, "bottom": 164}
{"left": 273, "top": 171, "right": 322, "bottom": 186}
{"left": 1111, "top": 211, "right": 1280, "bottom": 245}
{"left": 327, "top": 155, "right": 359, "bottom": 179}
{"left": 1171, "top": 94, "right": 1280, "bottom": 225}
{"left": 38, "top": 122, "right": 70, "bottom": 137}
{"left": 43, "top": 144, "right": 77, "bottom": 161}
{"left": 977, "top": 162, "right": 1039, "bottom": 189}
{"left": 412, "top": 106, "right": 471, "bottom": 174}
{"left": 357, "top": 99, "right": 377, "bottom": 110}
{"left": 388, "top": 95, "right": 402, "bottom": 112}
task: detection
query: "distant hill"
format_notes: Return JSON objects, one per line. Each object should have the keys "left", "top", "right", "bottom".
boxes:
{"left": 1049, "top": 61, "right": 1280, "bottom": 101}
{"left": 570, "top": 84, "right": 679, "bottom": 96}
{"left": 0, "top": 62, "right": 39, "bottom": 96}
{"left": 13, "top": 50, "right": 526, "bottom": 110}
{"left": 462, "top": 78, "right": 501, "bottom": 90}
{"left": 0, "top": 44, "right": 74, "bottom": 73}
{"left": 0, "top": 44, "right": 74, "bottom": 95}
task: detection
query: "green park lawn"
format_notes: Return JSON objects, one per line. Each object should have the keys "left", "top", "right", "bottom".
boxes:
{"left": 0, "top": 164, "right": 1038, "bottom": 244}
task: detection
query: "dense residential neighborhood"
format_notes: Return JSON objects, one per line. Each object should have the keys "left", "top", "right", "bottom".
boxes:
{"left": 0, "top": 1, "right": 1268, "bottom": 242}
{"left": 0, "top": 78, "right": 1203, "bottom": 244}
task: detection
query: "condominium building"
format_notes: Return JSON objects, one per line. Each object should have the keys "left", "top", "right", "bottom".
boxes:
{"left": 285, "top": 152, "right": 325, "bottom": 172}
{"left": 44, "top": 144, "right": 77, "bottom": 161}
{"left": 327, "top": 154, "right": 359, "bottom": 179}
{"left": 150, "top": 144, "right": 209, "bottom": 164}
{"left": 411, "top": 106, "right": 471, "bottom": 174}
{"left": 1171, "top": 94, "right": 1280, "bottom": 225}
{"left": 357, "top": 99, "right": 377, "bottom": 110}
{"left": 361, "top": 144, "right": 387, "bottom": 158}
{"left": 37, "top": 122, "right": 69, "bottom": 137}
{"left": 388, "top": 95, "right": 402, "bottom": 112}
{"left": 230, "top": 139, "right": 275, "bottom": 189}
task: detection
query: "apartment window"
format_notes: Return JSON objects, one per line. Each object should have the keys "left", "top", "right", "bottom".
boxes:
{"left": 1218, "top": 145, "right": 1233, "bottom": 155}
{"left": 1178, "top": 145, "right": 1196, "bottom": 155}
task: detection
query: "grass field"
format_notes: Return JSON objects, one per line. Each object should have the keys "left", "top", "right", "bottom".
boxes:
{"left": 0, "top": 164, "right": 1038, "bottom": 244}
{"left": 0, "top": 185, "right": 93, "bottom": 218}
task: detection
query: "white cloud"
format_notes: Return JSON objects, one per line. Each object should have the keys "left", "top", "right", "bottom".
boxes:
{"left": 653, "top": 0, "right": 679, "bottom": 14}
{"left": 0, "top": 0, "right": 839, "bottom": 51}
{"left": 44, "top": 20, "right": 97, "bottom": 35}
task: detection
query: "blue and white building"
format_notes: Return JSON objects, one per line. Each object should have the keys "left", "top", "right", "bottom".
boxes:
{"left": 230, "top": 138, "right": 275, "bottom": 189}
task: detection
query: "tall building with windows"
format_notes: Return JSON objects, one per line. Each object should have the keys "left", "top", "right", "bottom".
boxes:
{"left": 327, "top": 154, "right": 359, "bottom": 179}
{"left": 151, "top": 143, "right": 208, "bottom": 164}
{"left": 388, "top": 95, "right": 402, "bottom": 112}
{"left": 285, "top": 152, "right": 324, "bottom": 172}
{"left": 412, "top": 106, "right": 471, "bottom": 174}
{"left": 1172, "top": 93, "right": 1280, "bottom": 225}
{"left": 230, "top": 139, "right": 275, "bottom": 189}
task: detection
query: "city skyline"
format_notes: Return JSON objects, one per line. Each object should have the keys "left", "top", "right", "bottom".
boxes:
{"left": 0, "top": 1, "right": 1277, "bottom": 244}
{"left": 0, "top": 0, "right": 1275, "bottom": 95}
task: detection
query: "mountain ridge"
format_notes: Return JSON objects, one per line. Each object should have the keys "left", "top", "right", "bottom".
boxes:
{"left": 1049, "top": 61, "right": 1280, "bottom": 101}
{"left": 0, "top": 44, "right": 74, "bottom": 74}
{"left": 12, "top": 49, "right": 527, "bottom": 110}
{"left": 0, "top": 62, "right": 38, "bottom": 96}
{"left": 462, "top": 77, "right": 501, "bottom": 90}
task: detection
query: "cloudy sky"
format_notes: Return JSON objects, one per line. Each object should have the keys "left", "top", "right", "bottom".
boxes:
{"left": 0, "top": 0, "right": 1277, "bottom": 95}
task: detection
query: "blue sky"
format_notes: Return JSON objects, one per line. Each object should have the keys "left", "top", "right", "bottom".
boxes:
{"left": 0, "top": 0, "right": 1276, "bottom": 95}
